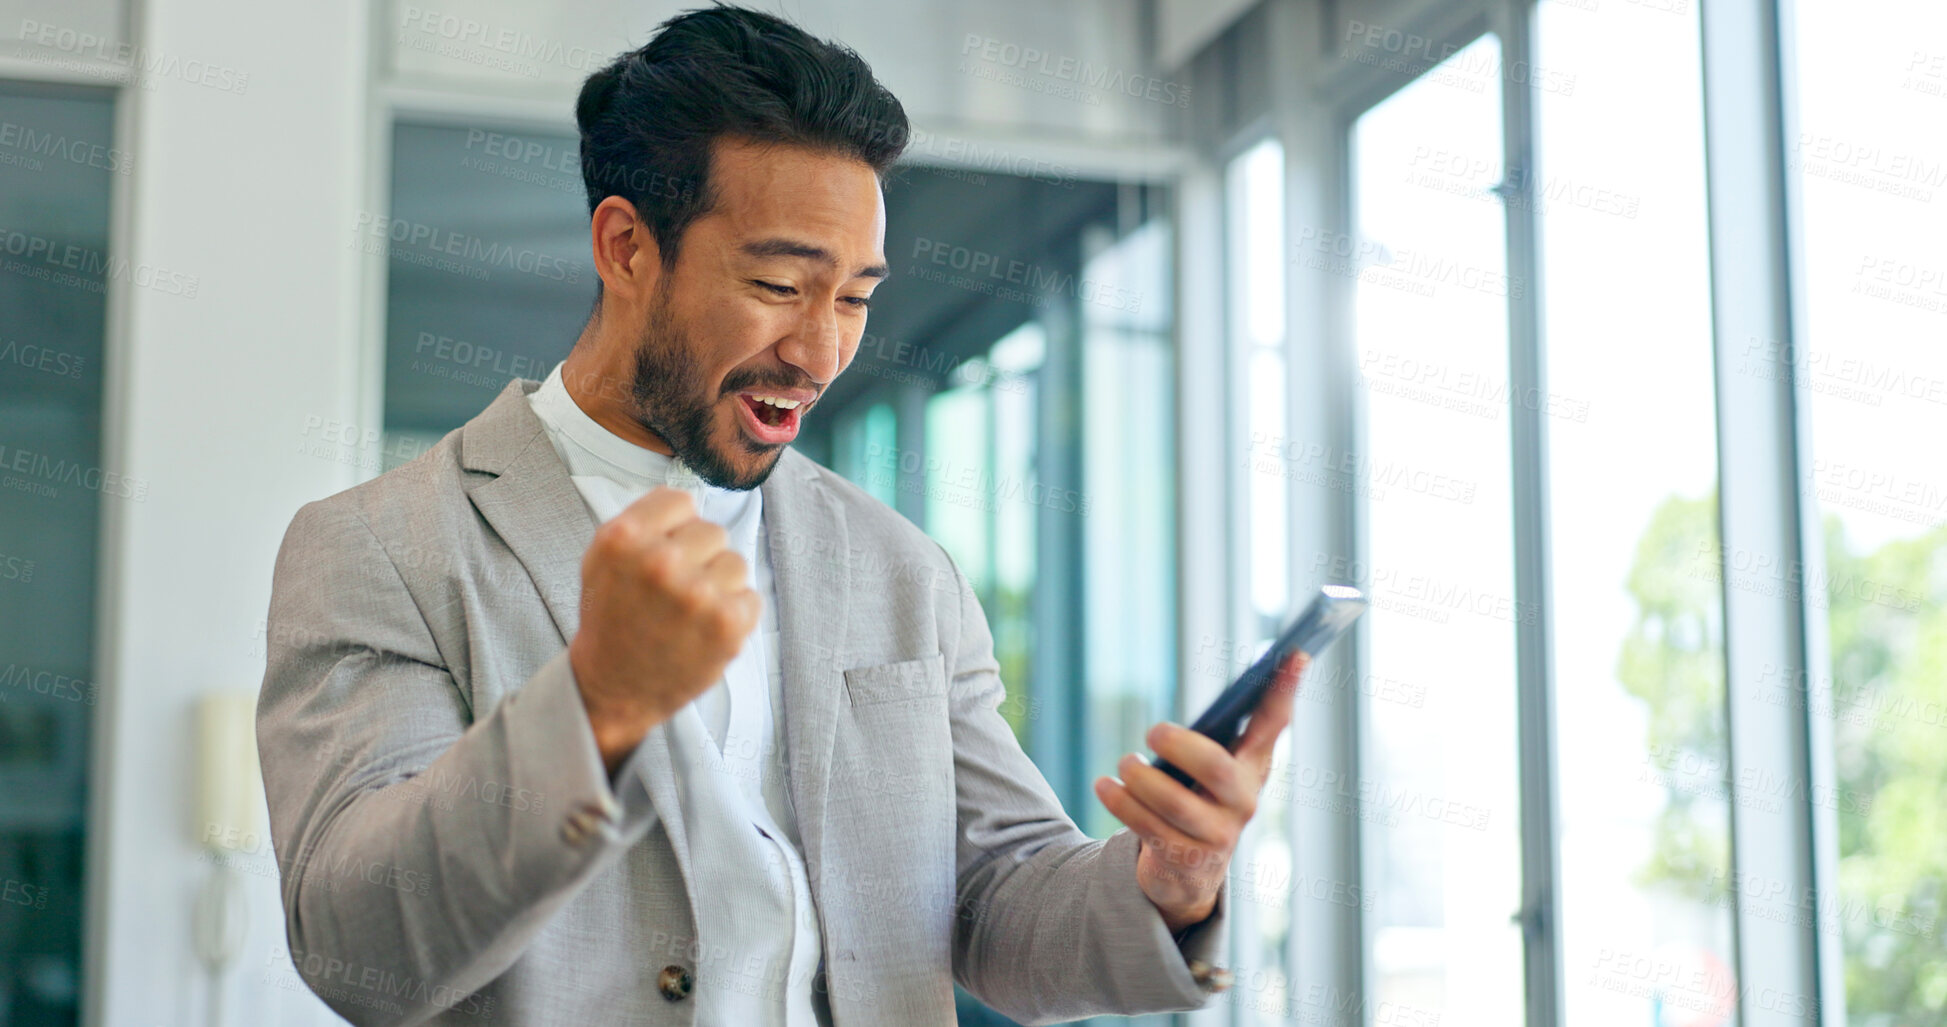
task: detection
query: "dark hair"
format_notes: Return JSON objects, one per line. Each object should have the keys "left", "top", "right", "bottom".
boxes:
{"left": 575, "top": 5, "right": 909, "bottom": 271}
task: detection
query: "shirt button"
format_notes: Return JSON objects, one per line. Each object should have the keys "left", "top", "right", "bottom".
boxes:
{"left": 657, "top": 964, "right": 694, "bottom": 1002}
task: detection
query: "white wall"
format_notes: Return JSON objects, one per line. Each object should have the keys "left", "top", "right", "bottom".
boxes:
{"left": 84, "top": 0, "right": 367, "bottom": 1022}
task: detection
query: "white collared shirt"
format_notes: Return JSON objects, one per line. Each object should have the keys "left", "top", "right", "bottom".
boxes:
{"left": 528, "top": 362, "right": 827, "bottom": 1025}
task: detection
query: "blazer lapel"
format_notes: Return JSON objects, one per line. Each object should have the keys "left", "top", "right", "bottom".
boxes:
{"left": 456, "top": 379, "right": 698, "bottom": 900}
{"left": 459, "top": 379, "right": 595, "bottom": 644}
{"left": 761, "top": 449, "right": 849, "bottom": 890}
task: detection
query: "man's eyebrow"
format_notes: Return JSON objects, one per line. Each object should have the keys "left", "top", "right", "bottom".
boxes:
{"left": 740, "top": 237, "right": 888, "bottom": 279}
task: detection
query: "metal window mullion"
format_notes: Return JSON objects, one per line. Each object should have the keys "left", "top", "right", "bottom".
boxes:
{"left": 1493, "top": 3, "right": 1566, "bottom": 1026}
{"left": 981, "top": 380, "right": 997, "bottom": 620}
{"left": 1772, "top": 0, "right": 1847, "bottom": 1019}
{"left": 1170, "top": 153, "right": 1233, "bottom": 1027}
{"left": 1029, "top": 299, "right": 1087, "bottom": 811}
{"left": 1226, "top": 155, "right": 1265, "bottom": 1027}
{"left": 1271, "top": 0, "right": 1365, "bottom": 1021}
{"left": 1697, "top": 0, "right": 1827, "bottom": 1023}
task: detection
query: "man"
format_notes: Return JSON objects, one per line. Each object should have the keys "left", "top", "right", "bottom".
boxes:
{"left": 257, "top": 7, "right": 1305, "bottom": 1025}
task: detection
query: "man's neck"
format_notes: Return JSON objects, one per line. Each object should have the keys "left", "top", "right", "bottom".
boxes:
{"left": 560, "top": 332, "right": 674, "bottom": 457}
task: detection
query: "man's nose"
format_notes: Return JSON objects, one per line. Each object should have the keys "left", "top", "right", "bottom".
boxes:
{"left": 780, "top": 302, "right": 842, "bottom": 384}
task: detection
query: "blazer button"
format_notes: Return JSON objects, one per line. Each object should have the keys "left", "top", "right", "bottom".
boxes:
{"left": 657, "top": 965, "right": 693, "bottom": 1002}
{"left": 1187, "top": 958, "right": 1233, "bottom": 994}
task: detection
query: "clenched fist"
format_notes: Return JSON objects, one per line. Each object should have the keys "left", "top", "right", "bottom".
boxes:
{"left": 568, "top": 486, "right": 761, "bottom": 774}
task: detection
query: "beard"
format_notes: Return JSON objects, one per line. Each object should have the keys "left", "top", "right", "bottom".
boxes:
{"left": 628, "top": 293, "right": 799, "bottom": 491}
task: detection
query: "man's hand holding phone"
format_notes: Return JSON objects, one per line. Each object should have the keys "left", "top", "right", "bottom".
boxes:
{"left": 1093, "top": 651, "right": 1308, "bottom": 933}
{"left": 1094, "top": 584, "right": 1365, "bottom": 932}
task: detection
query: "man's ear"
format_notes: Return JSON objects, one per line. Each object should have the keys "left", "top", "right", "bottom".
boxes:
{"left": 590, "top": 195, "right": 663, "bottom": 303}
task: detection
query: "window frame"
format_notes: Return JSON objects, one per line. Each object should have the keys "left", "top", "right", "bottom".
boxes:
{"left": 1235, "top": 0, "right": 1836, "bottom": 1024}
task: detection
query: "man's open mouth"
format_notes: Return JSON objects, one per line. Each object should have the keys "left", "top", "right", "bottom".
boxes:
{"left": 742, "top": 393, "right": 800, "bottom": 427}
{"left": 734, "top": 391, "right": 809, "bottom": 444}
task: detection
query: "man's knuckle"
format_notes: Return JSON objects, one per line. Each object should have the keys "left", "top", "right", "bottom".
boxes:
{"left": 594, "top": 517, "right": 635, "bottom": 552}
{"left": 640, "top": 546, "right": 681, "bottom": 585}
{"left": 708, "top": 601, "right": 744, "bottom": 641}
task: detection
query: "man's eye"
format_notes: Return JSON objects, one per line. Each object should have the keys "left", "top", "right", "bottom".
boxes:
{"left": 842, "top": 296, "right": 872, "bottom": 310}
{"left": 755, "top": 280, "right": 797, "bottom": 296}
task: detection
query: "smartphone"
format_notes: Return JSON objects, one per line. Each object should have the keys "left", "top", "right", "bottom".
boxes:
{"left": 1149, "top": 584, "right": 1368, "bottom": 788}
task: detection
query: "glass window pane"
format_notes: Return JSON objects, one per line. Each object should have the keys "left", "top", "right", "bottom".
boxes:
{"left": 990, "top": 329, "right": 1041, "bottom": 748}
{"left": 1350, "top": 34, "right": 1525, "bottom": 1024}
{"left": 1230, "top": 139, "right": 1292, "bottom": 626}
{"left": 1789, "top": 2, "right": 1947, "bottom": 1021}
{"left": 1235, "top": 141, "right": 1288, "bottom": 350}
{"left": 923, "top": 383, "right": 992, "bottom": 593}
{"left": 1080, "top": 216, "right": 1176, "bottom": 841}
{"left": 1533, "top": 2, "right": 1738, "bottom": 1022}
{"left": 1245, "top": 348, "right": 1289, "bottom": 621}
{"left": 379, "top": 120, "right": 596, "bottom": 462}
{"left": 0, "top": 84, "right": 118, "bottom": 1027}
{"left": 833, "top": 400, "right": 898, "bottom": 508}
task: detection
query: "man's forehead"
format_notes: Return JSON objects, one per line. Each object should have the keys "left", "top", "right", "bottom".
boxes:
{"left": 710, "top": 137, "right": 882, "bottom": 201}
{"left": 701, "top": 141, "right": 886, "bottom": 263}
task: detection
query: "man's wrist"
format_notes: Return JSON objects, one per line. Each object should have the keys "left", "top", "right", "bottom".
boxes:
{"left": 1158, "top": 894, "right": 1217, "bottom": 935}
{"left": 591, "top": 718, "right": 643, "bottom": 778}
{"left": 568, "top": 646, "right": 648, "bottom": 776}
{"left": 1162, "top": 893, "right": 1233, "bottom": 994}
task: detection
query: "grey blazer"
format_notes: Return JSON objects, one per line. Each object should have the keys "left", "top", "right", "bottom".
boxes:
{"left": 256, "top": 378, "right": 1228, "bottom": 1026}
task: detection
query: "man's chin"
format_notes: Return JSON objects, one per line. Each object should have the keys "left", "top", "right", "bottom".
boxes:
{"left": 693, "top": 438, "right": 785, "bottom": 491}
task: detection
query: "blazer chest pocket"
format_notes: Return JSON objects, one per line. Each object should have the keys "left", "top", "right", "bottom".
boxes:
{"left": 838, "top": 654, "right": 955, "bottom": 816}
{"left": 842, "top": 654, "right": 947, "bottom": 706}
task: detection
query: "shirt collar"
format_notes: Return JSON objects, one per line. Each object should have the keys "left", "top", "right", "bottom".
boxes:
{"left": 530, "top": 361, "right": 727, "bottom": 500}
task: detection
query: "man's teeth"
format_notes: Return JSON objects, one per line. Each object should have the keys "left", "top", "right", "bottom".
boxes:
{"left": 751, "top": 396, "right": 801, "bottom": 410}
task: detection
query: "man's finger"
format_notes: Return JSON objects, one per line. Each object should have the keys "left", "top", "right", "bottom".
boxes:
{"left": 1146, "top": 724, "right": 1255, "bottom": 811}
{"left": 701, "top": 549, "right": 751, "bottom": 593}
{"left": 1093, "top": 775, "right": 1221, "bottom": 868}
{"left": 1117, "top": 752, "right": 1233, "bottom": 841}
{"left": 666, "top": 516, "right": 730, "bottom": 562}
{"left": 1094, "top": 776, "right": 1232, "bottom": 898}
{"left": 1234, "top": 652, "right": 1307, "bottom": 765}
{"left": 615, "top": 485, "right": 698, "bottom": 536}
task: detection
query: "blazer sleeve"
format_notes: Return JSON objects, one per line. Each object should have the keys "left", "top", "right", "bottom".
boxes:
{"left": 939, "top": 545, "right": 1230, "bottom": 1025}
{"left": 254, "top": 499, "right": 662, "bottom": 1027}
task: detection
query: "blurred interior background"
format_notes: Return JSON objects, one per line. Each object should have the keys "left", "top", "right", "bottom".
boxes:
{"left": 0, "top": 0, "right": 1943, "bottom": 1024}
